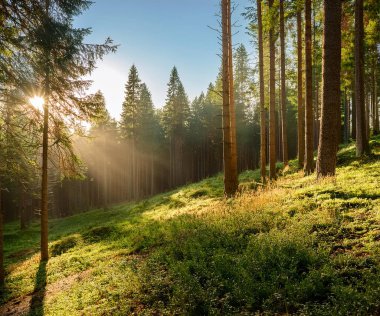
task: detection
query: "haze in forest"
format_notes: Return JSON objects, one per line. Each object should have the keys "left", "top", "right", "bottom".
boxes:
{"left": 1, "top": 0, "right": 380, "bottom": 315}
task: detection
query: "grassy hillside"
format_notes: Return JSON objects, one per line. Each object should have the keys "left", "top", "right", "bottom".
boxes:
{"left": 1, "top": 136, "right": 380, "bottom": 315}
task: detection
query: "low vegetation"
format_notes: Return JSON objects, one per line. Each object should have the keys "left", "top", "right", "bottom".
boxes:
{"left": 1, "top": 136, "right": 380, "bottom": 315}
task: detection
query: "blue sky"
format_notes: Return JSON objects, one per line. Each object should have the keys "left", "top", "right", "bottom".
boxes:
{"left": 74, "top": 0, "right": 252, "bottom": 119}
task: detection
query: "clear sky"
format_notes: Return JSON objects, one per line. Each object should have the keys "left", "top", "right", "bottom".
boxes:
{"left": 74, "top": 0, "right": 252, "bottom": 119}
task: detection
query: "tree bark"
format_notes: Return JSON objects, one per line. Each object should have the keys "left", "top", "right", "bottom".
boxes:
{"left": 344, "top": 88, "right": 349, "bottom": 143}
{"left": 316, "top": 0, "right": 342, "bottom": 178}
{"left": 269, "top": 0, "right": 277, "bottom": 180}
{"left": 222, "top": 0, "right": 238, "bottom": 196}
{"left": 280, "top": 0, "right": 288, "bottom": 166}
{"left": 304, "top": 0, "right": 314, "bottom": 174}
{"left": 0, "top": 188, "right": 4, "bottom": 287}
{"left": 355, "top": 0, "right": 370, "bottom": 156}
{"left": 352, "top": 85, "right": 356, "bottom": 139}
{"left": 297, "top": 9, "right": 305, "bottom": 168}
{"left": 372, "top": 55, "right": 379, "bottom": 134}
{"left": 375, "top": 72, "right": 379, "bottom": 135}
{"left": 20, "top": 189, "right": 27, "bottom": 230}
{"left": 227, "top": 0, "right": 238, "bottom": 189}
{"left": 41, "top": 92, "right": 49, "bottom": 261}
{"left": 257, "top": 0, "right": 266, "bottom": 182}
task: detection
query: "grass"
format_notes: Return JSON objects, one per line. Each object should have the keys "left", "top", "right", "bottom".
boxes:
{"left": 1, "top": 136, "right": 380, "bottom": 315}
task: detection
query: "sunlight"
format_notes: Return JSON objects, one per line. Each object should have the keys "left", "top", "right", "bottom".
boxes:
{"left": 29, "top": 96, "right": 45, "bottom": 112}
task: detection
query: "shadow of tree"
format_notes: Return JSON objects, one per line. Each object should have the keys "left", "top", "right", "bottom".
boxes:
{"left": 29, "top": 261, "right": 47, "bottom": 316}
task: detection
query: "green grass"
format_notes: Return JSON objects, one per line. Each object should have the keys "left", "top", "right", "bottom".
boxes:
{"left": 1, "top": 136, "right": 380, "bottom": 315}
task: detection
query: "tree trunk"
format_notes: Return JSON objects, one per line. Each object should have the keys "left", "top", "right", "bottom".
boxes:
{"left": 344, "top": 88, "right": 350, "bottom": 143}
{"left": 269, "top": 0, "right": 277, "bottom": 180}
{"left": 366, "top": 90, "right": 370, "bottom": 140}
{"left": 304, "top": 0, "right": 314, "bottom": 174}
{"left": 0, "top": 188, "right": 4, "bottom": 287}
{"left": 313, "top": 5, "right": 320, "bottom": 150}
{"left": 222, "top": 0, "right": 237, "bottom": 196}
{"left": 352, "top": 86, "right": 356, "bottom": 139}
{"left": 315, "top": 77, "right": 320, "bottom": 148}
{"left": 227, "top": 0, "right": 238, "bottom": 190}
{"left": 20, "top": 189, "right": 27, "bottom": 230}
{"left": 41, "top": 79, "right": 49, "bottom": 262}
{"left": 375, "top": 72, "right": 379, "bottom": 135}
{"left": 280, "top": 0, "right": 288, "bottom": 166}
{"left": 316, "top": 0, "right": 342, "bottom": 178}
{"left": 40, "top": 0, "right": 51, "bottom": 262}
{"left": 355, "top": 0, "right": 369, "bottom": 156}
{"left": 297, "top": 9, "right": 305, "bottom": 168}
{"left": 257, "top": 0, "right": 266, "bottom": 182}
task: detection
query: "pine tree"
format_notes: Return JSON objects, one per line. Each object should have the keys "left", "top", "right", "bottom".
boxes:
{"left": 120, "top": 65, "right": 142, "bottom": 199}
{"left": 120, "top": 65, "right": 142, "bottom": 140}
{"left": 137, "top": 83, "right": 155, "bottom": 144}
{"left": 269, "top": 0, "right": 277, "bottom": 180}
{"left": 162, "top": 67, "right": 190, "bottom": 187}
{"left": 355, "top": 0, "right": 370, "bottom": 156}
{"left": 234, "top": 44, "right": 253, "bottom": 170}
{"left": 316, "top": 0, "right": 342, "bottom": 177}
{"left": 304, "top": 0, "right": 314, "bottom": 174}
{"left": 297, "top": 4, "right": 305, "bottom": 168}
{"left": 257, "top": 0, "right": 267, "bottom": 181}
{"left": 221, "top": 0, "right": 238, "bottom": 195}
{"left": 279, "top": 0, "right": 288, "bottom": 166}
{"left": 28, "top": 0, "right": 115, "bottom": 261}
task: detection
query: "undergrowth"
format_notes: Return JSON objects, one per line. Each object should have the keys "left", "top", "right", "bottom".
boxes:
{"left": 1, "top": 136, "right": 380, "bottom": 315}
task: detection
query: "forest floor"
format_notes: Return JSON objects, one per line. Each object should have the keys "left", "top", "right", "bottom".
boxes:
{"left": 1, "top": 136, "right": 380, "bottom": 315}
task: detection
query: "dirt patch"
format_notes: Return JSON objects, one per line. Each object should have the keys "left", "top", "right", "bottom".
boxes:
{"left": 0, "top": 269, "right": 92, "bottom": 316}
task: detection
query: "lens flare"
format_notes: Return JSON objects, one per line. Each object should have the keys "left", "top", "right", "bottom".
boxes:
{"left": 29, "top": 96, "right": 45, "bottom": 112}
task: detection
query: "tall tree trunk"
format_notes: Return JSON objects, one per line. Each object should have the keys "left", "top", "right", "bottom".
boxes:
{"left": 372, "top": 55, "right": 379, "bottom": 134}
{"left": 257, "top": 0, "right": 266, "bottom": 182}
{"left": 20, "top": 188, "right": 27, "bottom": 230}
{"left": 304, "top": 0, "right": 314, "bottom": 174}
{"left": 352, "top": 86, "right": 356, "bottom": 139}
{"left": 366, "top": 90, "right": 370, "bottom": 140}
{"left": 355, "top": 0, "right": 369, "bottom": 156}
{"left": 315, "top": 77, "right": 320, "bottom": 147}
{"left": 40, "top": 0, "right": 51, "bottom": 262}
{"left": 313, "top": 5, "right": 320, "bottom": 149}
{"left": 221, "top": 0, "right": 237, "bottom": 196}
{"left": 0, "top": 188, "right": 4, "bottom": 287}
{"left": 344, "top": 88, "right": 350, "bottom": 143}
{"left": 103, "top": 130, "right": 108, "bottom": 208}
{"left": 280, "top": 0, "right": 288, "bottom": 166}
{"left": 371, "top": 58, "right": 375, "bottom": 132}
{"left": 269, "top": 0, "right": 277, "bottom": 180}
{"left": 227, "top": 0, "right": 238, "bottom": 189}
{"left": 297, "top": 9, "right": 305, "bottom": 168}
{"left": 316, "top": 0, "right": 342, "bottom": 178}
{"left": 41, "top": 93, "right": 49, "bottom": 261}
{"left": 375, "top": 70, "right": 379, "bottom": 135}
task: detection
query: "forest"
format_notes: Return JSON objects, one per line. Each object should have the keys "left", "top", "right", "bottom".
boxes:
{"left": 0, "top": 0, "right": 380, "bottom": 315}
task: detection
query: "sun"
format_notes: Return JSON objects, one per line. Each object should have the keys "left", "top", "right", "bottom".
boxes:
{"left": 29, "top": 96, "right": 45, "bottom": 112}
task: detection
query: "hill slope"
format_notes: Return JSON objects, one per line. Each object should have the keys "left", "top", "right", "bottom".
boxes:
{"left": 2, "top": 137, "right": 380, "bottom": 315}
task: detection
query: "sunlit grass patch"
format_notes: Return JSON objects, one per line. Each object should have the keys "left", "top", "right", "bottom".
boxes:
{"left": 2, "top": 137, "right": 380, "bottom": 315}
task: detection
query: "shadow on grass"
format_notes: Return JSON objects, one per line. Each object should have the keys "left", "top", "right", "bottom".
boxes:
{"left": 29, "top": 261, "right": 47, "bottom": 316}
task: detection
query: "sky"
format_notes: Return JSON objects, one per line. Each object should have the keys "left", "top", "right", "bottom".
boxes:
{"left": 74, "top": 0, "right": 252, "bottom": 119}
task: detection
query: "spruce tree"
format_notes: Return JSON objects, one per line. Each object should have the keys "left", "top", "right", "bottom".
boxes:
{"left": 27, "top": 0, "right": 116, "bottom": 261}
{"left": 268, "top": 0, "right": 277, "bottom": 180}
{"left": 120, "top": 65, "right": 142, "bottom": 140}
{"left": 120, "top": 65, "right": 142, "bottom": 198}
{"left": 304, "top": 0, "right": 314, "bottom": 174}
{"left": 316, "top": 0, "right": 342, "bottom": 177}
{"left": 162, "top": 67, "right": 190, "bottom": 187}
{"left": 355, "top": 0, "right": 369, "bottom": 156}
